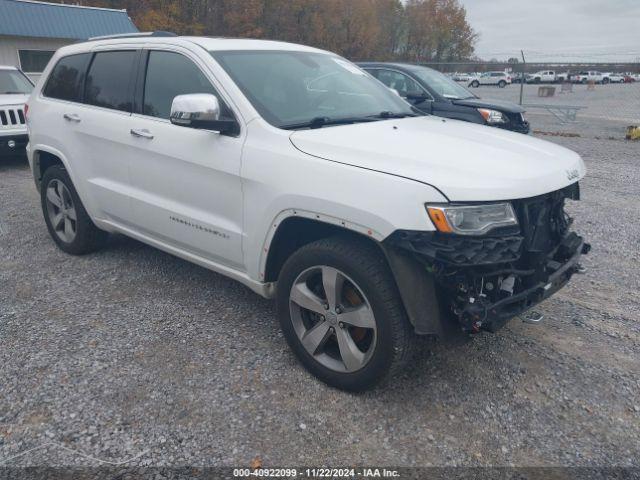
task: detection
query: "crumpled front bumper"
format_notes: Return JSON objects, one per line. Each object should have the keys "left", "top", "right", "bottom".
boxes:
{"left": 383, "top": 184, "right": 590, "bottom": 337}
{"left": 479, "top": 234, "right": 590, "bottom": 331}
{"left": 386, "top": 228, "right": 590, "bottom": 333}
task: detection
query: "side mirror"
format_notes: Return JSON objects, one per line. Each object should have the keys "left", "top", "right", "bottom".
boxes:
{"left": 418, "top": 100, "right": 433, "bottom": 114}
{"left": 170, "top": 93, "right": 239, "bottom": 135}
{"left": 405, "top": 91, "right": 429, "bottom": 104}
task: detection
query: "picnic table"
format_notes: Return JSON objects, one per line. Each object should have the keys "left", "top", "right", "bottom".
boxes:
{"left": 522, "top": 104, "right": 587, "bottom": 123}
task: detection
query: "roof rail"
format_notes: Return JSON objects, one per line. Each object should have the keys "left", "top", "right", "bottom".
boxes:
{"left": 88, "top": 31, "right": 178, "bottom": 41}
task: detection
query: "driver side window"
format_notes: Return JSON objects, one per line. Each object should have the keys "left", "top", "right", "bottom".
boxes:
{"left": 143, "top": 50, "right": 231, "bottom": 120}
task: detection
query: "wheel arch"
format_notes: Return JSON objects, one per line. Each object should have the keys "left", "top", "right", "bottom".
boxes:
{"left": 31, "top": 146, "right": 72, "bottom": 192}
{"left": 262, "top": 211, "right": 451, "bottom": 338}
{"left": 262, "top": 210, "right": 384, "bottom": 284}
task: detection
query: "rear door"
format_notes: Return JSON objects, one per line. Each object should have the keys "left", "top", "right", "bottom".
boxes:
{"left": 126, "top": 47, "right": 245, "bottom": 269}
{"left": 35, "top": 53, "right": 92, "bottom": 205}
{"left": 72, "top": 48, "right": 142, "bottom": 223}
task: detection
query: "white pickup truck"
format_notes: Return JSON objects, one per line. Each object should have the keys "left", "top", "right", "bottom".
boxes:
{"left": 26, "top": 34, "right": 590, "bottom": 391}
{"left": 527, "top": 70, "right": 557, "bottom": 83}
{"left": 0, "top": 66, "right": 32, "bottom": 158}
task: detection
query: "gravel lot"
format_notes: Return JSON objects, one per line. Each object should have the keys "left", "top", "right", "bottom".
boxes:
{"left": 1, "top": 133, "right": 639, "bottom": 469}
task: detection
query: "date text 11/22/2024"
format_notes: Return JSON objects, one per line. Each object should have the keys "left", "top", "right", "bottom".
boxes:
{"left": 233, "top": 468, "right": 401, "bottom": 478}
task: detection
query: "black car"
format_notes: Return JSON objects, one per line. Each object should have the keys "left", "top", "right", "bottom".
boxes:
{"left": 358, "top": 62, "right": 530, "bottom": 134}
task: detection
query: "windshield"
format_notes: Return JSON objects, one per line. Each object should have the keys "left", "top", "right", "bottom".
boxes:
{"left": 411, "top": 67, "right": 475, "bottom": 100}
{"left": 211, "top": 50, "right": 414, "bottom": 128}
{"left": 0, "top": 70, "right": 33, "bottom": 94}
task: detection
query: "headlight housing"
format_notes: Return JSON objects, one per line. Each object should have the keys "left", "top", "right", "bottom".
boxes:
{"left": 478, "top": 108, "right": 508, "bottom": 124}
{"left": 426, "top": 203, "right": 518, "bottom": 235}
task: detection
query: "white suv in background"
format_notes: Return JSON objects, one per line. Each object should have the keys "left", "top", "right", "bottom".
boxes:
{"left": 603, "top": 73, "right": 625, "bottom": 84}
{"left": 574, "top": 71, "right": 604, "bottom": 84}
{"left": 0, "top": 66, "right": 33, "bottom": 158}
{"left": 26, "top": 34, "right": 589, "bottom": 391}
{"left": 468, "top": 71, "right": 512, "bottom": 88}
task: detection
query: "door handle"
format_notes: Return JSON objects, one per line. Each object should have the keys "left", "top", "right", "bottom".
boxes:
{"left": 63, "top": 113, "right": 81, "bottom": 123}
{"left": 130, "top": 128, "right": 154, "bottom": 140}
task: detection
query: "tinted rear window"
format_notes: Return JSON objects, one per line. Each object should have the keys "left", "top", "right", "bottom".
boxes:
{"left": 43, "top": 54, "right": 91, "bottom": 102}
{"left": 84, "top": 51, "right": 137, "bottom": 112}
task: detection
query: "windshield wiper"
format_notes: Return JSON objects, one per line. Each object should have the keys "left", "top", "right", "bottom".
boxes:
{"left": 370, "top": 111, "right": 417, "bottom": 119}
{"left": 2, "top": 91, "right": 27, "bottom": 95}
{"left": 280, "top": 116, "right": 379, "bottom": 130}
{"left": 280, "top": 111, "right": 419, "bottom": 130}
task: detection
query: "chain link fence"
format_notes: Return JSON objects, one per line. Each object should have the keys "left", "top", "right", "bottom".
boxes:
{"left": 420, "top": 60, "right": 640, "bottom": 139}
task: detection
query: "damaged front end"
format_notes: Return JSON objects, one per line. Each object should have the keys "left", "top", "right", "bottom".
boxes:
{"left": 385, "top": 183, "right": 590, "bottom": 335}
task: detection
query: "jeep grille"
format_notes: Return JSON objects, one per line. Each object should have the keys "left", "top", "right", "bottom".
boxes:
{"left": 0, "top": 107, "right": 26, "bottom": 129}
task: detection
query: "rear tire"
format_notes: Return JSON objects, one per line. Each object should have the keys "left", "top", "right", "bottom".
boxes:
{"left": 276, "top": 236, "right": 417, "bottom": 391}
{"left": 470, "top": 80, "right": 479, "bottom": 88}
{"left": 498, "top": 80, "right": 507, "bottom": 88}
{"left": 41, "top": 165, "right": 107, "bottom": 255}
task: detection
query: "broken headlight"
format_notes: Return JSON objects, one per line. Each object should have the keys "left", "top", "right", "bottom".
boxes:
{"left": 426, "top": 203, "right": 518, "bottom": 235}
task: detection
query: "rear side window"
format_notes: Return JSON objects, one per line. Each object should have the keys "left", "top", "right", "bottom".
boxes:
{"left": 142, "top": 50, "right": 229, "bottom": 120}
{"left": 43, "top": 54, "right": 91, "bottom": 102}
{"left": 84, "top": 51, "right": 137, "bottom": 112}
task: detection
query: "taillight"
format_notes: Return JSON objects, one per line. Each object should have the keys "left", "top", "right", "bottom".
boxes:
{"left": 24, "top": 103, "right": 29, "bottom": 118}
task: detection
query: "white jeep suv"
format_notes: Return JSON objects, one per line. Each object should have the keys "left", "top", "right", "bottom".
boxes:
{"left": 0, "top": 66, "right": 33, "bottom": 158}
{"left": 26, "top": 34, "right": 590, "bottom": 391}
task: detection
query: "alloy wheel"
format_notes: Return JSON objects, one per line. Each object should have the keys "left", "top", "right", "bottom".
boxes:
{"left": 289, "top": 266, "right": 377, "bottom": 373}
{"left": 45, "top": 179, "right": 77, "bottom": 243}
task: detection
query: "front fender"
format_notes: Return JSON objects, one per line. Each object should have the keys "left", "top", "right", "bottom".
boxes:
{"left": 240, "top": 119, "right": 448, "bottom": 282}
{"left": 246, "top": 179, "right": 447, "bottom": 282}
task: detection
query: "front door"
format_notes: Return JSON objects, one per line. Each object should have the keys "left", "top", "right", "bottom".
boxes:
{"left": 127, "top": 49, "right": 245, "bottom": 269}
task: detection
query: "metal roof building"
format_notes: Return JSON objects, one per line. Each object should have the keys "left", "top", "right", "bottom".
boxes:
{"left": 0, "top": 0, "right": 138, "bottom": 81}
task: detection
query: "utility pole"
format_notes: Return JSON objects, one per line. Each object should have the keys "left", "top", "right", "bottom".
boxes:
{"left": 519, "top": 50, "right": 526, "bottom": 105}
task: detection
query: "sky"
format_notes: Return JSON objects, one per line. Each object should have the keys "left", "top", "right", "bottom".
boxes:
{"left": 459, "top": 0, "right": 640, "bottom": 62}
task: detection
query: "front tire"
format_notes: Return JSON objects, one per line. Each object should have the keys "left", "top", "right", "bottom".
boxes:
{"left": 470, "top": 80, "right": 480, "bottom": 88}
{"left": 276, "top": 236, "right": 416, "bottom": 391}
{"left": 41, "top": 165, "right": 107, "bottom": 255}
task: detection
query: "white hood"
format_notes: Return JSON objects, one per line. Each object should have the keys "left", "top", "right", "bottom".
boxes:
{"left": 0, "top": 93, "right": 30, "bottom": 106}
{"left": 289, "top": 116, "right": 586, "bottom": 201}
